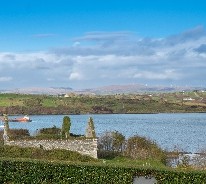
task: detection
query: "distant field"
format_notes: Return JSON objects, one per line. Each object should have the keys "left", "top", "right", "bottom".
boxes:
{"left": 0, "top": 92, "right": 206, "bottom": 115}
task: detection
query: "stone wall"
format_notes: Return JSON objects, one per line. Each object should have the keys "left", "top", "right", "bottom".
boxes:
{"left": 5, "top": 139, "right": 98, "bottom": 158}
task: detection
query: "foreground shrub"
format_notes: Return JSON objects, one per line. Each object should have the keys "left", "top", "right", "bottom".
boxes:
{"left": 0, "top": 159, "right": 206, "bottom": 183}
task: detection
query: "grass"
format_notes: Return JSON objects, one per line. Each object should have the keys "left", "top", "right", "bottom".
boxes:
{"left": 0, "top": 144, "right": 169, "bottom": 171}
{"left": 101, "top": 156, "right": 169, "bottom": 170}
{"left": 0, "top": 144, "right": 200, "bottom": 172}
{"left": 0, "top": 145, "right": 98, "bottom": 163}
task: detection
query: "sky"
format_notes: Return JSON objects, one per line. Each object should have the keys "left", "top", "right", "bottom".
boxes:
{"left": 0, "top": 0, "right": 206, "bottom": 90}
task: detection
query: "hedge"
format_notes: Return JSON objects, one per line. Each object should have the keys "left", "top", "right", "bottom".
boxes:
{"left": 0, "top": 159, "right": 206, "bottom": 183}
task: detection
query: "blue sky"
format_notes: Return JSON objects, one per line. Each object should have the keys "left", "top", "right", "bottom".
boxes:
{"left": 0, "top": 0, "right": 206, "bottom": 89}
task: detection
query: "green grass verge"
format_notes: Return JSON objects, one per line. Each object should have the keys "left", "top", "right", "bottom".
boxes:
{"left": 0, "top": 145, "right": 97, "bottom": 163}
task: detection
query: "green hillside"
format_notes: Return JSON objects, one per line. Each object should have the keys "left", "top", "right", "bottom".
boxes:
{"left": 0, "top": 91, "right": 206, "bottom": 115}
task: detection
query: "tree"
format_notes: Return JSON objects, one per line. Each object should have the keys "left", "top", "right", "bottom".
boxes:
{"left": 112, "top": 131, "right": 125, "bottom": 152}
{"left": 85, "top": 117, "right": 96, "bottom": 138}
{"left": 97, "top": 131, "right": 125, "bottom": 159}
{"left": 98, "top": 131, "right": 113, "bottom": 151}
{"left": 98, "top": 131, "right": 125, "bottom": 152}
{"left": 61, "top": 116, "right": 71, "bottom": 138}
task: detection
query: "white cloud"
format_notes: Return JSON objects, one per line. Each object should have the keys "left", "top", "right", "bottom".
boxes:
{"left": 69, "top": 72, "right": 83, "bottom": 80}
{"left": 133, "top": 70, "right": 181, "bottom": 80}
{"left": 0, "top": 26, "right": 206, "bottom": 89}
{"left": 72, "top": 42, "right": 81, "bottom": 47}
{"left": 0, "top": 77, "right": 13, "bottom": 82}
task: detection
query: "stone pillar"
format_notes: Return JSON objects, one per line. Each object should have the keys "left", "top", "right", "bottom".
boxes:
{"left": 3, "top": 114, "right": 9, "bottom": 141}
{"left": 85, "top": 117, "right": 96, "bottom": 138}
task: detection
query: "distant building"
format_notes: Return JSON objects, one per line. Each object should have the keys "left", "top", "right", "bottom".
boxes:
{"left": 64, "top": 94, "right": 70, "bottom": 98}
{"left": 183, "top": 97, "right": 195, "bottom": 101}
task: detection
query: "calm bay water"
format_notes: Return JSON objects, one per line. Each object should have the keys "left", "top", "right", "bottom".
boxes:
{"left": 3, "top": 113, "right": 206, "bottom": 153}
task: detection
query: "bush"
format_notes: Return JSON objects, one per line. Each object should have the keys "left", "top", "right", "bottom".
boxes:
{"left": 124, "top": 135, "right": 166, "bottom": 164}
{"left": 34, "top": 126, "right": 83, "bottom": 140}
{"left": 0, "top": 129, "right": 30, "bottom": 141}
{"left": 38, "top": 125, "right": 61, "bottom": 135}
{"left": 4, "top": 129, "right": 30, "bottom": 140}
{"left": 35, "top": 126, "right": 61, "bottom": 139}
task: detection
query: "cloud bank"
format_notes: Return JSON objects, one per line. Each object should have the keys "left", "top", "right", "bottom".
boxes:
{"left": 0, "top": 26, "right": 206, "bottom": 89}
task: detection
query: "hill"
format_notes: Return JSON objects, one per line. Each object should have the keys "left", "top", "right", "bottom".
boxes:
{"left": 90, "top": 84, "right": 205, "bottom": 94}
{"left": 1, "top": 87, "right": 73, "bottom": 95}
{"left": 1, "top": 84, "right": 205, "bottom": 95}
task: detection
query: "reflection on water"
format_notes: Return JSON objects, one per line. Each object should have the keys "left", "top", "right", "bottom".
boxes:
{"left": 6, "top": 113, "right": 206, "bottom": 153}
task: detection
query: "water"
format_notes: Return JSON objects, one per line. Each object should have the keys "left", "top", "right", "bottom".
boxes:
{"left": 2, "top": 113, "right": 206, "bottom": 153}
